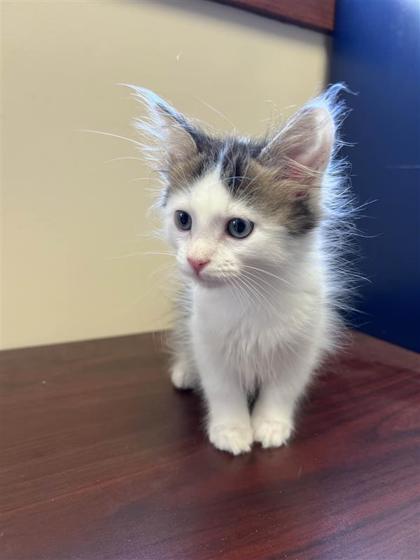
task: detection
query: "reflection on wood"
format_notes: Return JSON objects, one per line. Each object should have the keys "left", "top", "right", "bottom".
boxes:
{"left": 1, "top": 331, "right": 419, "bottom": 559}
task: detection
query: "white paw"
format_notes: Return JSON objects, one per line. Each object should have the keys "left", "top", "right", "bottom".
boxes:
{"left": 170, "top": 362, "right": 196, "bottom": 390}
{"left": 252, "top": 417, "right": 293, "bottom": 448}
{"left": 208, "top": 423, "right": 253, "bottom": 455}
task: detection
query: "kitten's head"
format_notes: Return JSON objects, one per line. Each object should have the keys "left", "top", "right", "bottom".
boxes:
{"left": 133, "top": 85, "right": 345, "bottom": 287}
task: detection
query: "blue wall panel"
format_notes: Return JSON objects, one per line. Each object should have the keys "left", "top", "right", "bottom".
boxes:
{"left": 330, "top": 0, "right": 420, "bottom": 352}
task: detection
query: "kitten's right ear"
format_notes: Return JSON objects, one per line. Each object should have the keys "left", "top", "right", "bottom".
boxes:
{"left": 124, "top": 85, "right": 200, "bottom": 170}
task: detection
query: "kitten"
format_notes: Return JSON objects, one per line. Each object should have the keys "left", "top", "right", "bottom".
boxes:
{"left": 132, "top": 84, "right": 351, "bottom": 455}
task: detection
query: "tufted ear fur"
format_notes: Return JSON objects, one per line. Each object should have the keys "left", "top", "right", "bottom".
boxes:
{"left": 126, "top": 86, "right": 203, "bottom": 172}
{"left": 258, "top": 86, "right": 343, "bottom": 192}
{"left": 247, "top": 85, "right": 348, "bottom": 233}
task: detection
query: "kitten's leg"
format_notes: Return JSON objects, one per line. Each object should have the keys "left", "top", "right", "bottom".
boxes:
{"left": 170, "top": 353, "right": 198, "bottom": 390}
{"left": 252, "top": 349, "right": 320, "bottom": 448}
{"left": 168, "top": 298, "right": 197, "bottom": 389}
{"left": 199, "top": 363, "right": 252, "bottom": 455}
{"left": 252, "top": 380, "right": 296, "bottom": 448}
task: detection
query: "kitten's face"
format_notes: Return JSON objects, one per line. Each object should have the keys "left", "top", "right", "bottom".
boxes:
{"left": 133, "top": 85, "right": 338, "bottom": 286}
{"left": 164, "top": 168, "right": 287, "bottom": 286}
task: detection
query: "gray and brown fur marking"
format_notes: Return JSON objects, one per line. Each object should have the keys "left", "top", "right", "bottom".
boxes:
{"left": 164, "top": 131, "right": 322, "bottom": 235}
{"left": 133, "top": 86, "right": 335, "bottom": 235}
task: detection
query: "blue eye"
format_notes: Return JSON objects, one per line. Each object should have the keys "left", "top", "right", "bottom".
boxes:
{"left": 227, "top": 218, "right": 254, "bottom": 239}
{"left": 175, "top": 210, "right": 192, "bottom": 231}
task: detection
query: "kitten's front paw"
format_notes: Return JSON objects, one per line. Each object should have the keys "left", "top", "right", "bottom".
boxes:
{"left": 209, "top": 423, "right": 253, "bottom": 455}
{"left": 252, "top": 417, "right": 293, "bottom": 449}
{"left": 170, "top": 362, "right": 196, "bottom": 390}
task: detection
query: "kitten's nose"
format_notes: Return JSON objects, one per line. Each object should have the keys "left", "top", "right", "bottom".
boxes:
{"left": 187, "top": 257, "right": 210, "bottom": 274}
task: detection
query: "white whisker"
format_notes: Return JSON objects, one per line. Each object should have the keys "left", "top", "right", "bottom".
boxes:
{"left": 242, "top": 265, "right": 293, "bottom": 288}
{"left": 80, "top": 128, "right": 143, "bottom": 148}
{"left": 105, "top": 156, "right": 145, "bottom": 164}
{"left": 106, "top": 250, "right": 174, "bottom": 261}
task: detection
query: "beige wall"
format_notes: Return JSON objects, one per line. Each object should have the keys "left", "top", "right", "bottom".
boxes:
{"left": 0, "top": 0, "right": 328, "bottom": 349}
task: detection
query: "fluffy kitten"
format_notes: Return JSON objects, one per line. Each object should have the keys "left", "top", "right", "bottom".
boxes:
{"left": 133, "top": 84, "right": 351, "bottom": 455}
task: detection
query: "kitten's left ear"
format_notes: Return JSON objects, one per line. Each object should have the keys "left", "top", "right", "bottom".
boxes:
{"left": 259, "top": 85, "right": 345, "bottom": 180}
{"left": 125, "top": 85, "right": 202, "bottom": 169}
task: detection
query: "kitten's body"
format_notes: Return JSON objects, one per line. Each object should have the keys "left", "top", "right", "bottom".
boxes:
{"left": 169, "top": 181, "right": 337, "bottom": 454}
{"left": 133, "top": 85, "right": 351, "bottom": 454}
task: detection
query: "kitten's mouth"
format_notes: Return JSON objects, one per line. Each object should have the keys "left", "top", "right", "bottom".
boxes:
{"left": 182, "top": 267, "right": 229, "bottom": 287}
{"left": 193, "top": 273, "right": 226, "bottom": 287}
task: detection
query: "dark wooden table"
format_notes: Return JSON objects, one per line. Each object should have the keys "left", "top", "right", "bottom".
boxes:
{"left": 1, "top": 331, "right": 419, "bottom": 560}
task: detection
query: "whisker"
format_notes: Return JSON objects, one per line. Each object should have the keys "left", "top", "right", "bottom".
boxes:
{"left": 242, "top": 265, "right": 293, "bottom": 288}
{"left": 227, "top": 274, "right": 248, "bottom": 311}
{"left": 236, "top": 273, "right": 276, "bottom": 315}
{"left": 106, "top": 251, "right": 174, "bottom": 260}
{"left": 242, "top": 268, "right": 278, "bottom": 292}
{"left": 105, "top": 156, "right": 145, "bottom": 164}
{"left": 80, "top": 128, "right": 144, "bottom": 150}
{"left": 129, "top": 177, "right": 154, "bottom": 183}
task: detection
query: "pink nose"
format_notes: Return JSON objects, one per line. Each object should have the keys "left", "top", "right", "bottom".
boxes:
{"left": 187, "top": 257, "right": 210, "bottom": 274}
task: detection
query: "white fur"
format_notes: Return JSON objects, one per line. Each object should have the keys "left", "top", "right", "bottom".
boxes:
{"left": 164, "top": 168, "right": 338, "bottom": 455}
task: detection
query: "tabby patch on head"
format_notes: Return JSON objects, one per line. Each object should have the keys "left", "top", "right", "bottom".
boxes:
{"left": 131, "top": 86, "right": 341, "bottom": 235}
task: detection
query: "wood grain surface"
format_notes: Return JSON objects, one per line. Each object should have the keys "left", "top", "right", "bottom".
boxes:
{"left": 213, "top": 0, "right": 336, "bottom": 32}
{"left": 1, "top": 331, "right": 419, "bottom": 560}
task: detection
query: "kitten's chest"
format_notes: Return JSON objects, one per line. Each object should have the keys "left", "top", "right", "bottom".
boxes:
{"left": 191, "top": 285, "right": 321, "bottom": 377}
{"left": 193, "top": 297, "right": 286, "bottom": 370}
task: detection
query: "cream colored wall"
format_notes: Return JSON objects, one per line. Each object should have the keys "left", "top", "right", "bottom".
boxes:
{"left": 0, "top": 0, "right": 328, "bottom": 349}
